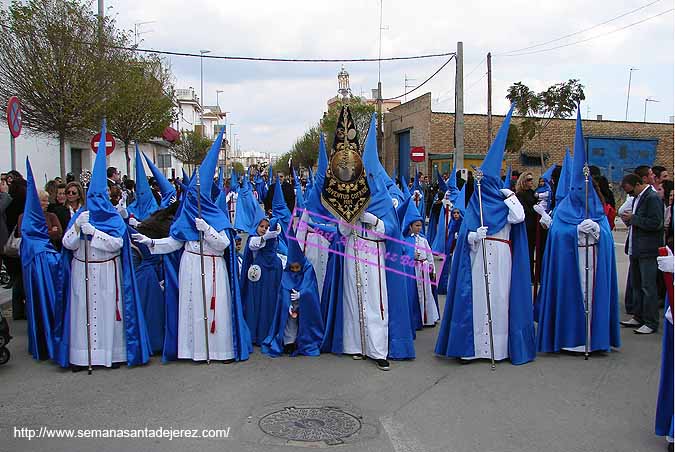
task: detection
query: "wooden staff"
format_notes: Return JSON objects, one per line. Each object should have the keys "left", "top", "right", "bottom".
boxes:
{"left": 195, "top": 168, "right": 211, "bottom": 364}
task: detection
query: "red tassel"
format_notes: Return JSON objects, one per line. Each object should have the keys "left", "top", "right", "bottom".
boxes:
{"left": 116, "top": 307, "right": 122, "bottom": 322}
{"left": 210, "top": 296, "right": 215, "bottom": 311}
{"left": 210, "top": 320, "right": 216, "bottom": 334}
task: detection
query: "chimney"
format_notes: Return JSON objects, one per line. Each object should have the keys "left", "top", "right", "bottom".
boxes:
{"left": 596, "top": 114, "right": 603, "bottom": 121}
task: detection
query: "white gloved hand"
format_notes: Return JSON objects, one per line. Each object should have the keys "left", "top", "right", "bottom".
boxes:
{"left": 666, "top": 307, "right": 673, "bottom": 325}
{"left": 657, "top": 248, "right": 674, "bottom": 273}
{"left": 263, "top": 224, "right": 281, "bottom": 240}
{"left": 195, "top": 217, "right": 209, "bottom": 232}
{"left": 391, "top": 198, "right": 399, "bottom": 209}
{"left": 290, "top": 289, "right": 300, "bottom": 301}
{"left": 533, "top": 203, "right": 546, "bottom": 216}
{"left": 442, "top": 199, "right": 453, "bottom": 209}
{"left": 75, "top": 211, "right": 90, "bottom": 227}
{"left": 539, "top": 213, "right": 552, "bottom": 229}
{"left": 578, "top": 219, "right": 599, "bottom": 234}
{"left": 128, "top": 217, "right": 141, "bottom": 228}
{"left": 476, "top": 226, "right": 488, "bottom": 240}
{"left": 80, "top": 222, "right": 95, "bottom": 236}
{"left": 360, "top": 212, "right": 378, "bottom": 225}
{"left": 116, "top": 203, "right": 129, "bottom": 219}
{"left": 536, "top": 191, "right": 549, "bottom": 200}
{"left": 500, "top": 188, "right": 515, "bottom": 199}
{"left": 131, "top": 233, "right": 153, "bottom": 247}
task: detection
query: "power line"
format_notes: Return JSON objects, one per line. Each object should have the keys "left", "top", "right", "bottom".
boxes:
{"left": 382, "top": 55, "right": 455, "bottom": 101}
{"left": 464, "top": 56, "right": 486, "bottom": 79}
{"left": 500, "top": 7, "right": 673, "bottom": 57}
{"left": 497, "top": 0, "right": 663, "bottom": 56}
{"left": 465, "top": 72, "right": 487, "bottom": 93}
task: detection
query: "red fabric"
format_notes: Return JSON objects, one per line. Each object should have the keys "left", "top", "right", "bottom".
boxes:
{"left": 603, "top": 203, "right": 616, "bottom": 230}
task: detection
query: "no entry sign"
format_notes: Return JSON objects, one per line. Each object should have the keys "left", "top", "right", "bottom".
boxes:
{"left": 410, "top": 146, "right": 425, "bottom": 163}
{"left": 6, "top": 96, "right": 22, "bottom": 138}
{"left": 90, "top": 132, "right": 116, "bottom": 156}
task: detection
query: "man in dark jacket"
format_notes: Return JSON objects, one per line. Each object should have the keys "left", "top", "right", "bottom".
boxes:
{"left": 620, "top": 173, "right": 664, "bottom": 334}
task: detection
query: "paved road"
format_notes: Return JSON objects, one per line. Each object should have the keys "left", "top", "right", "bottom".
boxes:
{"left": 0, "top": 229, "right": 669, "bottom": 452}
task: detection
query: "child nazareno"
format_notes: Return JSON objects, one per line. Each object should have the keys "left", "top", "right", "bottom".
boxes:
{"left": 240, "top": 213, "right": 283, "bottom": 346}
{"left": 262, "top": 225, "right": 324, "bottom": 357}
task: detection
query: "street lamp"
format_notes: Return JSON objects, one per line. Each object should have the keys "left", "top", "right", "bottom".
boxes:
{"left": 644, "top": 97, "right": 659, "bottom": 122}
{"left": 625, "top": 67, "right": 638, "bottom": 121}
{"left": 199, "top": 49, "right": 210, "bottom": 131}
{"left": 216, "top": 90, "right": 224, "bottom": 108}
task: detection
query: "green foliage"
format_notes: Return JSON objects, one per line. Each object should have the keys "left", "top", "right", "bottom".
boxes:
{"left": 0, "top": 0, "right": 129, "bottom": 177}
{"left": 276, "top": 97, "right": 377, "bottom": 175}
{"left": 506, "top": 79, "right": 585, "bottom": 168}
{"left": 505, "top": 124, "right": 523, "bottom": 154}
{"left": 232, "top": 162, "right": 244, "bottom": 175}
{"left": 106, "top": 54, "right": 176, "bottom": 175}
{"left": 169, "top": 131, "right": 212, "bottom": 172}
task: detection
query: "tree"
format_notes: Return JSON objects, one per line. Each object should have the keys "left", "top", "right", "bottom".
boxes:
{"left": 106, "top": 54, "right": 176, "bottom": 176}
{"left": 321, "top": 97, "right": 377, "bottom": 151}
{"left": 0, "top": 0, "right": 128, "bottom": 177}
{"left": 506, "top": 79, "right": 585, "bottom": 168}
{"left": 232, "top": 162, "right": 244, "bottom": 175}
{"left": 169, "top": 131, "right": 212, "bottom": 174}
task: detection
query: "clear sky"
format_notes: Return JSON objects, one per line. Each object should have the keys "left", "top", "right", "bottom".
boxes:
{"left": 107, "top": 0, "right": 674, "bottom": 155}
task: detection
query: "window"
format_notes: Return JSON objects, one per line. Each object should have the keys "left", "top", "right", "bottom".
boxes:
{"left": 157, "top": 154, "right": 172, "bottom": 169}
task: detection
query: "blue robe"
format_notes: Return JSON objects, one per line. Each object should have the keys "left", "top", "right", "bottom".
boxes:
{"left": 240, "top": 236, "right": 283, "bottom": 345}
{"left": 261, "top": 259, "right": 324, "bottom": 357}
{"left": 655, "top": 302, "right": 674, "bottom": 438}
{"left": 130, "top": 240, "right": 165, "bottom": 354}
{"left": 161, "top": 249, "right": 182, "bottom": 362}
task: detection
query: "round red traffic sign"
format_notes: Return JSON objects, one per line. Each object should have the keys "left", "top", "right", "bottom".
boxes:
{"left": 6, "top": 96, "right": 22, "bottom": 138}
{"left": 410, "top": 146, "right": 425, "bottom": 163}
{"left": 90, "top": 132, "right": 116, "bottom": 155}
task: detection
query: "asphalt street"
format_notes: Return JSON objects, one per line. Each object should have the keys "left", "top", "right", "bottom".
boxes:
{"left": 0, "top": 228, "right": 670, "bottom": 452}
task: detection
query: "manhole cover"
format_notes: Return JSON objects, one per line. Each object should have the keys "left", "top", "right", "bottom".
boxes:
{"left": 259, "top": 406, "right": 362, "bottom": 445}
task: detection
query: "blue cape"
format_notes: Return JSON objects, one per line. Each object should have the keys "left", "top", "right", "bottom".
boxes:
{"left": 655, "top": 304, "right": 673, "bottom": 437}
{"left": 434, "top": 105, "right": 536, "bottom": 365}
{"left": 233, "top": 176, "right": 264, "bottom": 232}
{"left": 536, "top": 108, "right": 620, "bottom": 352}
{"left": 271, "top": 179, "right": 292, "bottom": 247}
{"left": 128, "top": 145, "right": 159, "bottom": 221}
{"left": 21, "top": 157, "right": 59, "bottom": 360}
{"left": 143, "top": 153, "right": 176, "bottom": 209}
{"left": 53, "top": 120, "right": 151, "bottom": 367}
{"left": 304, "top": 134, "right": 335, "bottom": 222}
{"left": 261, "top": 227, "right": 324, "bottom": 357}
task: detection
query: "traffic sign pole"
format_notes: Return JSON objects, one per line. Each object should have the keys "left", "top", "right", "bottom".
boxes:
{"left": 9, "top": 135, "right": 15, "bottom": 171}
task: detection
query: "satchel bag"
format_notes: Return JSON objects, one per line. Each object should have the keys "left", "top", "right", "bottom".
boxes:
{"left": 3, "top": 226, "right": 21, "bottom": 257}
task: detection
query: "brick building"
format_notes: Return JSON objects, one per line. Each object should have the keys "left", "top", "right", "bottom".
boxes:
{"left": 383, "top": 92, "right": 673, "bottom": 185}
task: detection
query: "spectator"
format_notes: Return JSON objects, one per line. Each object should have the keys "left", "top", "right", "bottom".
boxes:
{"left": 634, "top": 165, "right": 655, "bottom": 187}
{"left": 620, "top": 173, "right": 664, "bottom": 334}
{"left": 652, "top": 165, "right": 668, "bottom": 200}
{"left": 47, "top": 183, "right": 70, "bottom": 233}
{"left": 149, "top": 177, "right": 162, "bottom": 205}
{"left": 5, "top": 170, "right": 26, "bottom": 319}
{"left": 515, "top": 171, "right": 538, "bottom": 281}
{"left": 17, "top": 189, "right": 63, "bottom": 250}
{"left": 106, "top": 166, "right": 122, "bottom": 189}
{"left": 464, "top": 171, "right": 474, "bottom": 206}
{"left": 0, "top": 177, "right": 12, "bottom": 290}
{"left": 45, "top": 179, "right": 58, "bottom": 204}
{"left": 123, "top": 178, "right": 136, "bottom": 205}
{"left": 64, "top": 182, "right": 85, "bottom": 217}
{"left": 594, "top": 175, "right": 615, "bottom": 208}
{"left": 456, "top": 170, "right": 465, "bottom": 190}
{"left": 65, "top": 172, "right": 75, "bottom": 183}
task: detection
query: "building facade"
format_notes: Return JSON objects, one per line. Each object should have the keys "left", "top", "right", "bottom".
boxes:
{"left": 384, "top": 92, "right": 674, "bottom": 185}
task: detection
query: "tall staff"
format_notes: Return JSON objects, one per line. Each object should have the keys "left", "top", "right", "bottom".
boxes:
{"left": 79, "top": 171, "right": 93, "bottom": 375}
{"left": 474, "top": 168, "right": 496, "bottom": 370}
{"left": 583, "top": 163, "right": 591, "bottom": 360}
{"left": 195, "top": 168, "right": 211, "bottom": 364}
{"left": 351, "top": 229, "right": 367, "bottom": 360}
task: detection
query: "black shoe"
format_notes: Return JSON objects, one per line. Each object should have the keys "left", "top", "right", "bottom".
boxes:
{"left": 110, "top": 362, "right": 121, "bottom": 369}
{"left": 283, "top": 343, "right": 297, "bottom": 355}
{"left": 71, "top": 365, "right": 87, "bottom": 373}
{"left": 457, "top": 357, "right": 472, "bottom": 365}
{"left": 222, "top": 359, "right": 235, "bottom": 364}
{"left": 667, "top": 441, "right": 673, "bottom": 452}
{"left": 375, "top": 359, "right": 390, "bottom": 371}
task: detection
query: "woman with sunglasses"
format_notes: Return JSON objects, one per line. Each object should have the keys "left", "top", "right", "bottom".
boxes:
{"left": 64, "top": 182, "right": 84, "bottom": 219}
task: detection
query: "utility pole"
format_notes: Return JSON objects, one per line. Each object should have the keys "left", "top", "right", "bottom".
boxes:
{"left": 454, "top": 41, "right": 464, "bottom": 171}
{"left": 376, "top": 0, "right": 385, "bottom": 159}
{"left": 625, "top": 67, "right": 638, "bottom": 121}
{"left": 486, "top": 52, "right": 492, "bottom": 144}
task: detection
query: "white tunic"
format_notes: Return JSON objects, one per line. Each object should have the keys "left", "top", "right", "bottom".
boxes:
{"left": 467, "top": 196, "right": 525, "bottom": 361}
{"left": 63, "top": 225, "right": 126, "bottom": 367}
{"left": 565, "top": 222, "right": 600, "bottom": 352}
{"left": 151, "top": 227, "right": 233, "bottom": 361}
{"left": 339, "top": 219, "right": 389, "bottom": 360}
{"left": 412, "top": 234, "right": 440, "bottom": 326}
